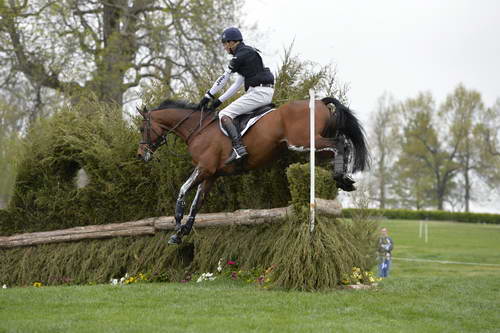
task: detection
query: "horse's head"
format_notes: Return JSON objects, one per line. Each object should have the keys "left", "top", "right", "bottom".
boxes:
{"left": 136, "top": 106, "right": 167, "bottom": 162}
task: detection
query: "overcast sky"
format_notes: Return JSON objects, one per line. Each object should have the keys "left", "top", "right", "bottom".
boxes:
{"left": 243, "top": 0, "right": 500, "bottom": 212}
{"left": 242, "top": 0, "right": 500, "bottom": 123}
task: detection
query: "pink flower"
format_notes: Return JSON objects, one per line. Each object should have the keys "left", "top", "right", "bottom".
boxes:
{"left": 227, "top": 260, "right": 236, "bottom": 265}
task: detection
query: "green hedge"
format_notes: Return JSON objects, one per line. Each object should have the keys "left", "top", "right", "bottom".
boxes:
{"left": 342, "top": 208, "right": 500, "bottom": 224}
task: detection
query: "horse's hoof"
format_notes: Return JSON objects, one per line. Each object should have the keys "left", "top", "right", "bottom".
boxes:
{"left": 334, "top": 175, "right": 356, "bottom": 192}
{"left": 168, "top": 234, "right": 182, "bottom": 245}
{"left": 340, "top": 183, "right": 356, "bottom": 192}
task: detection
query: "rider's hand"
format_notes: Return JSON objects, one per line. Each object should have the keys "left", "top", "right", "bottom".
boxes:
{"left": 210, "top": 98, "right": 222, "bottom": 110}
{"left": 198, "top": 93, "right": 213, "bottom": 110}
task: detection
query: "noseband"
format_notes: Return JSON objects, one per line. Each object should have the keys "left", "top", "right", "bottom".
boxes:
{"left": 140, "top": 110, "right": 168, "bottom": 154}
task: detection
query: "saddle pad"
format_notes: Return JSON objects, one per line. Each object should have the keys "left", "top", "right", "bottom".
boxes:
{"left": 239, "top": 108, "right": 275, "bottom": 136}
{"left": 219, "top": 108, "right": 276, "bottom": 137}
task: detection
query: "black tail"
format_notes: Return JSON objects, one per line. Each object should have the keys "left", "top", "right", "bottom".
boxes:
{"left": 321, "top": 97, "right": 370, "bottom": 173}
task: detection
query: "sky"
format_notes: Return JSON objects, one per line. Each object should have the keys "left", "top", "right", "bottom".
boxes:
{"left": 242, "top": 0, "right": 500, "bottom": 123}
{"left": 243, "top": 0, "right": 500, "bottom": 213}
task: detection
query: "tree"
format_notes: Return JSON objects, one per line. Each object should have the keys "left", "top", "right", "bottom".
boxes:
{"left": 369, "top": 92, "right": 399, "bottom": 209}
{"left": 440, "top": 84, "right": 484, "bottom": 212}
{"left": 397, "top": 92, "right": 461, "bottom": 210}
{"left": 0, "top": 0, "right": 243, "bottom": 117}
{"left": 0, "top": 95, "right": 23, "bottom": 206}
{"left": 474, "top": 98, "right": 500, "bottom": 187}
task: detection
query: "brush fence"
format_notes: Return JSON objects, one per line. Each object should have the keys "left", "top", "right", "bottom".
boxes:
{"left": 0, "top": 199, "right": 341, "bottom": 248}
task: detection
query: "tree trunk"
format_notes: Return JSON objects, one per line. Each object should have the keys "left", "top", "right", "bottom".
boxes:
{"left": 378, "top": 152, "right": 386, "bottom": 209}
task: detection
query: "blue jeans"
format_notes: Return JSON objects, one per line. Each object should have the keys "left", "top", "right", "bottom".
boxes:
{"left": 378, "top": 257, "right": 391, "bottom": 277}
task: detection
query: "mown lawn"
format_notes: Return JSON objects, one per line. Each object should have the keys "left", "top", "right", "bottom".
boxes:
{"left": 1, "top": 219, "right": 499, "bottom": 333}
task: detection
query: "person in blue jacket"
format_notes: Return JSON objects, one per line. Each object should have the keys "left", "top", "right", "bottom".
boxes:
{"left": 378, "top": 227, "right": 394, "bottom": 278}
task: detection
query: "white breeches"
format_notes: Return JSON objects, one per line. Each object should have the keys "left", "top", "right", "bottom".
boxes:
{"left": 218, "top": 86, "right": 274, "bottom": 120}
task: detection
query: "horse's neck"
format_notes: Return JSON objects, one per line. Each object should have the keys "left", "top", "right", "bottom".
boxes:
{"left": 156, "top": 108, "right": 200, "bottom": 142}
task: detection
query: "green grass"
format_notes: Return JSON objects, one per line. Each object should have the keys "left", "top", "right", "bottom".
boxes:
{"left": 1, "top": 219, "right": 500, "bottom": 333}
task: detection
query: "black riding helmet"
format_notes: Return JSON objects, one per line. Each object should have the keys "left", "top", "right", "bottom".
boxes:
{"left": 221, "top": 27, "right": 243, "bottom": 43}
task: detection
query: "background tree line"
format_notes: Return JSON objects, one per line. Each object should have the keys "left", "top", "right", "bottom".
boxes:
{"left": 368, "top": 85, "right": 500, "bottom": 212}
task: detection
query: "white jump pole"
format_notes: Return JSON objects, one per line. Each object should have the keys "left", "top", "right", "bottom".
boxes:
{"left": 424, "top": 223, "right": 428, "bottom": 243}
{"left": 309, "top": 89, "right": 316, "bottom": 233}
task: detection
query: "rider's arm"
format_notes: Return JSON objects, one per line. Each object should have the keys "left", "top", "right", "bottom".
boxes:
{"left": 207, "top": 68, "right": 232, "bottom": 97}
{"left": 218, "top": 74, "right": 244, "bottom": 102}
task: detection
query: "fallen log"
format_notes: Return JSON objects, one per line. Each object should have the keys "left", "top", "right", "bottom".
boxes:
{"left": 0, "top": 199, "right": 341, "bottom": 248}
{"left": 0, "top": 227, "right": 155, "bottom": 248}
{"left": 154, "top": 207, "right": 292, "bottom": 230}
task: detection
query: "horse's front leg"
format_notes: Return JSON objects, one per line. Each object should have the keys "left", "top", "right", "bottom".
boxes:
{"left": 168, "top": 168, "right": 202, "bottom": 245}
{"left": 181, "top": 177, "right": 215, "bottom": 236}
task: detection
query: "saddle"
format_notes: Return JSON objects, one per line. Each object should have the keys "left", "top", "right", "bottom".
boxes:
{"left": 232, "top": 103, "right": 275, "bottom": 134}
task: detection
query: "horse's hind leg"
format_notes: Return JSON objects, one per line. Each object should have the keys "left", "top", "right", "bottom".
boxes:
{"left": 311, "top": 136, "right": 356, "bottom": 191}
{"left": 181, "top": 177, "right": 215, "bottom": 236}
{"left": 331, "top": 135, "right": 356, "bottom": 191}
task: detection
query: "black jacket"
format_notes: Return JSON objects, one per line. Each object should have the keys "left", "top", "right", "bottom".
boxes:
{"left": 229, "top": 42, "right": 274, "bottom": 91}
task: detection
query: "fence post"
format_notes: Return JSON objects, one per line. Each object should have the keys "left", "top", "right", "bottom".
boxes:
{"left": 309, "top": 88, "right": 316, "bottom": 233}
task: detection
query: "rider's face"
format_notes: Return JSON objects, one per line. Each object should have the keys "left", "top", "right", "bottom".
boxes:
{"left": 223, "top": 41, "right": 237, "bottom": 54}
{"left": 222, "top": 41, "right": 231, "bottom": 54}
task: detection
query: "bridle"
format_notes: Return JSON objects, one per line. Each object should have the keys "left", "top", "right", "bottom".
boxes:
{"left": 139, "top": 106, "right": 209, "bottom": 157}
{"left": 139, "top": 108, "right": 168, "bottom": 155}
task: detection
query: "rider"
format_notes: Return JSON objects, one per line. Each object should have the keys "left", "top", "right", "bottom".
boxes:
{"left": 198, "top": 27, "right": 275, "bottom": 164}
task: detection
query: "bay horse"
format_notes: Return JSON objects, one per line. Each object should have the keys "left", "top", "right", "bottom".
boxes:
{"left": 137, "top": 97, "right": 369, "bottom": 244}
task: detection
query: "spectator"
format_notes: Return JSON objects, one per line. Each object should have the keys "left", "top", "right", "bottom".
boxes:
{"left": 377, "top": 227, "right": 394, "bottom": 278}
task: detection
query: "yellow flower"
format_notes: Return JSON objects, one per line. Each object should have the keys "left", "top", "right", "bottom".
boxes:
{"left": 33, "top": 282, "right": 43, "bottom": 287}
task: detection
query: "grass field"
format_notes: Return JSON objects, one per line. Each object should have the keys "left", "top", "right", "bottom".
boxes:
{"left": 1, "top": 219, "right": 499, "bottom": 333}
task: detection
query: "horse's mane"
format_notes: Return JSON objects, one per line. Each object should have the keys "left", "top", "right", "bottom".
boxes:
{"left": 152, "top": 99, "right": 199, "bottom": 111}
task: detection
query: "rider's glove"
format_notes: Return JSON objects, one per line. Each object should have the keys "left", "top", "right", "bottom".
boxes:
{"left": 198, "top": 92, "right": 213, "bottom": 110}
{"left": 210, "top": 98, "right": 222, "bottom": 110}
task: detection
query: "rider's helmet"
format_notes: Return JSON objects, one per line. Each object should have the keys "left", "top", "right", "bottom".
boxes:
{"left": 221, "top": 27, "right": 243, "bottom": 43}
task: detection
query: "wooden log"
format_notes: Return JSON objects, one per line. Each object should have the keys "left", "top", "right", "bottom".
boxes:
{"left": 0, "top": 199, "right": 341, "bottom": 248}
{"left": 154, "top": 207, "right": 292, "bottom": 230}
{"left": 154, "top": 199, "right": 341, "bottom": 229}
{"left": 0, "top": 227, "right": 155, "bottom": 248}
{"left": 317, "top": 198, "right": 342, "bottom": 216}
{"left": 2, "top": 219, "right": 155, "bottom": 242}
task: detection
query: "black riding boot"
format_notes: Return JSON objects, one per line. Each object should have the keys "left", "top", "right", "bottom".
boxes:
{"left": 221, "top": 116, "right": 248, "bottom": 164}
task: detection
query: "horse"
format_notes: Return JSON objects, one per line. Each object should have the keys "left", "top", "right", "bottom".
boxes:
{"left": 137, "top": 97, "right": 369, "bottom": 244}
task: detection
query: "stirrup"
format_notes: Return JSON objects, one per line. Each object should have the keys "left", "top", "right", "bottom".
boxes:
{"left": 225, "top": 146, "right": 248, "bottom": 164}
